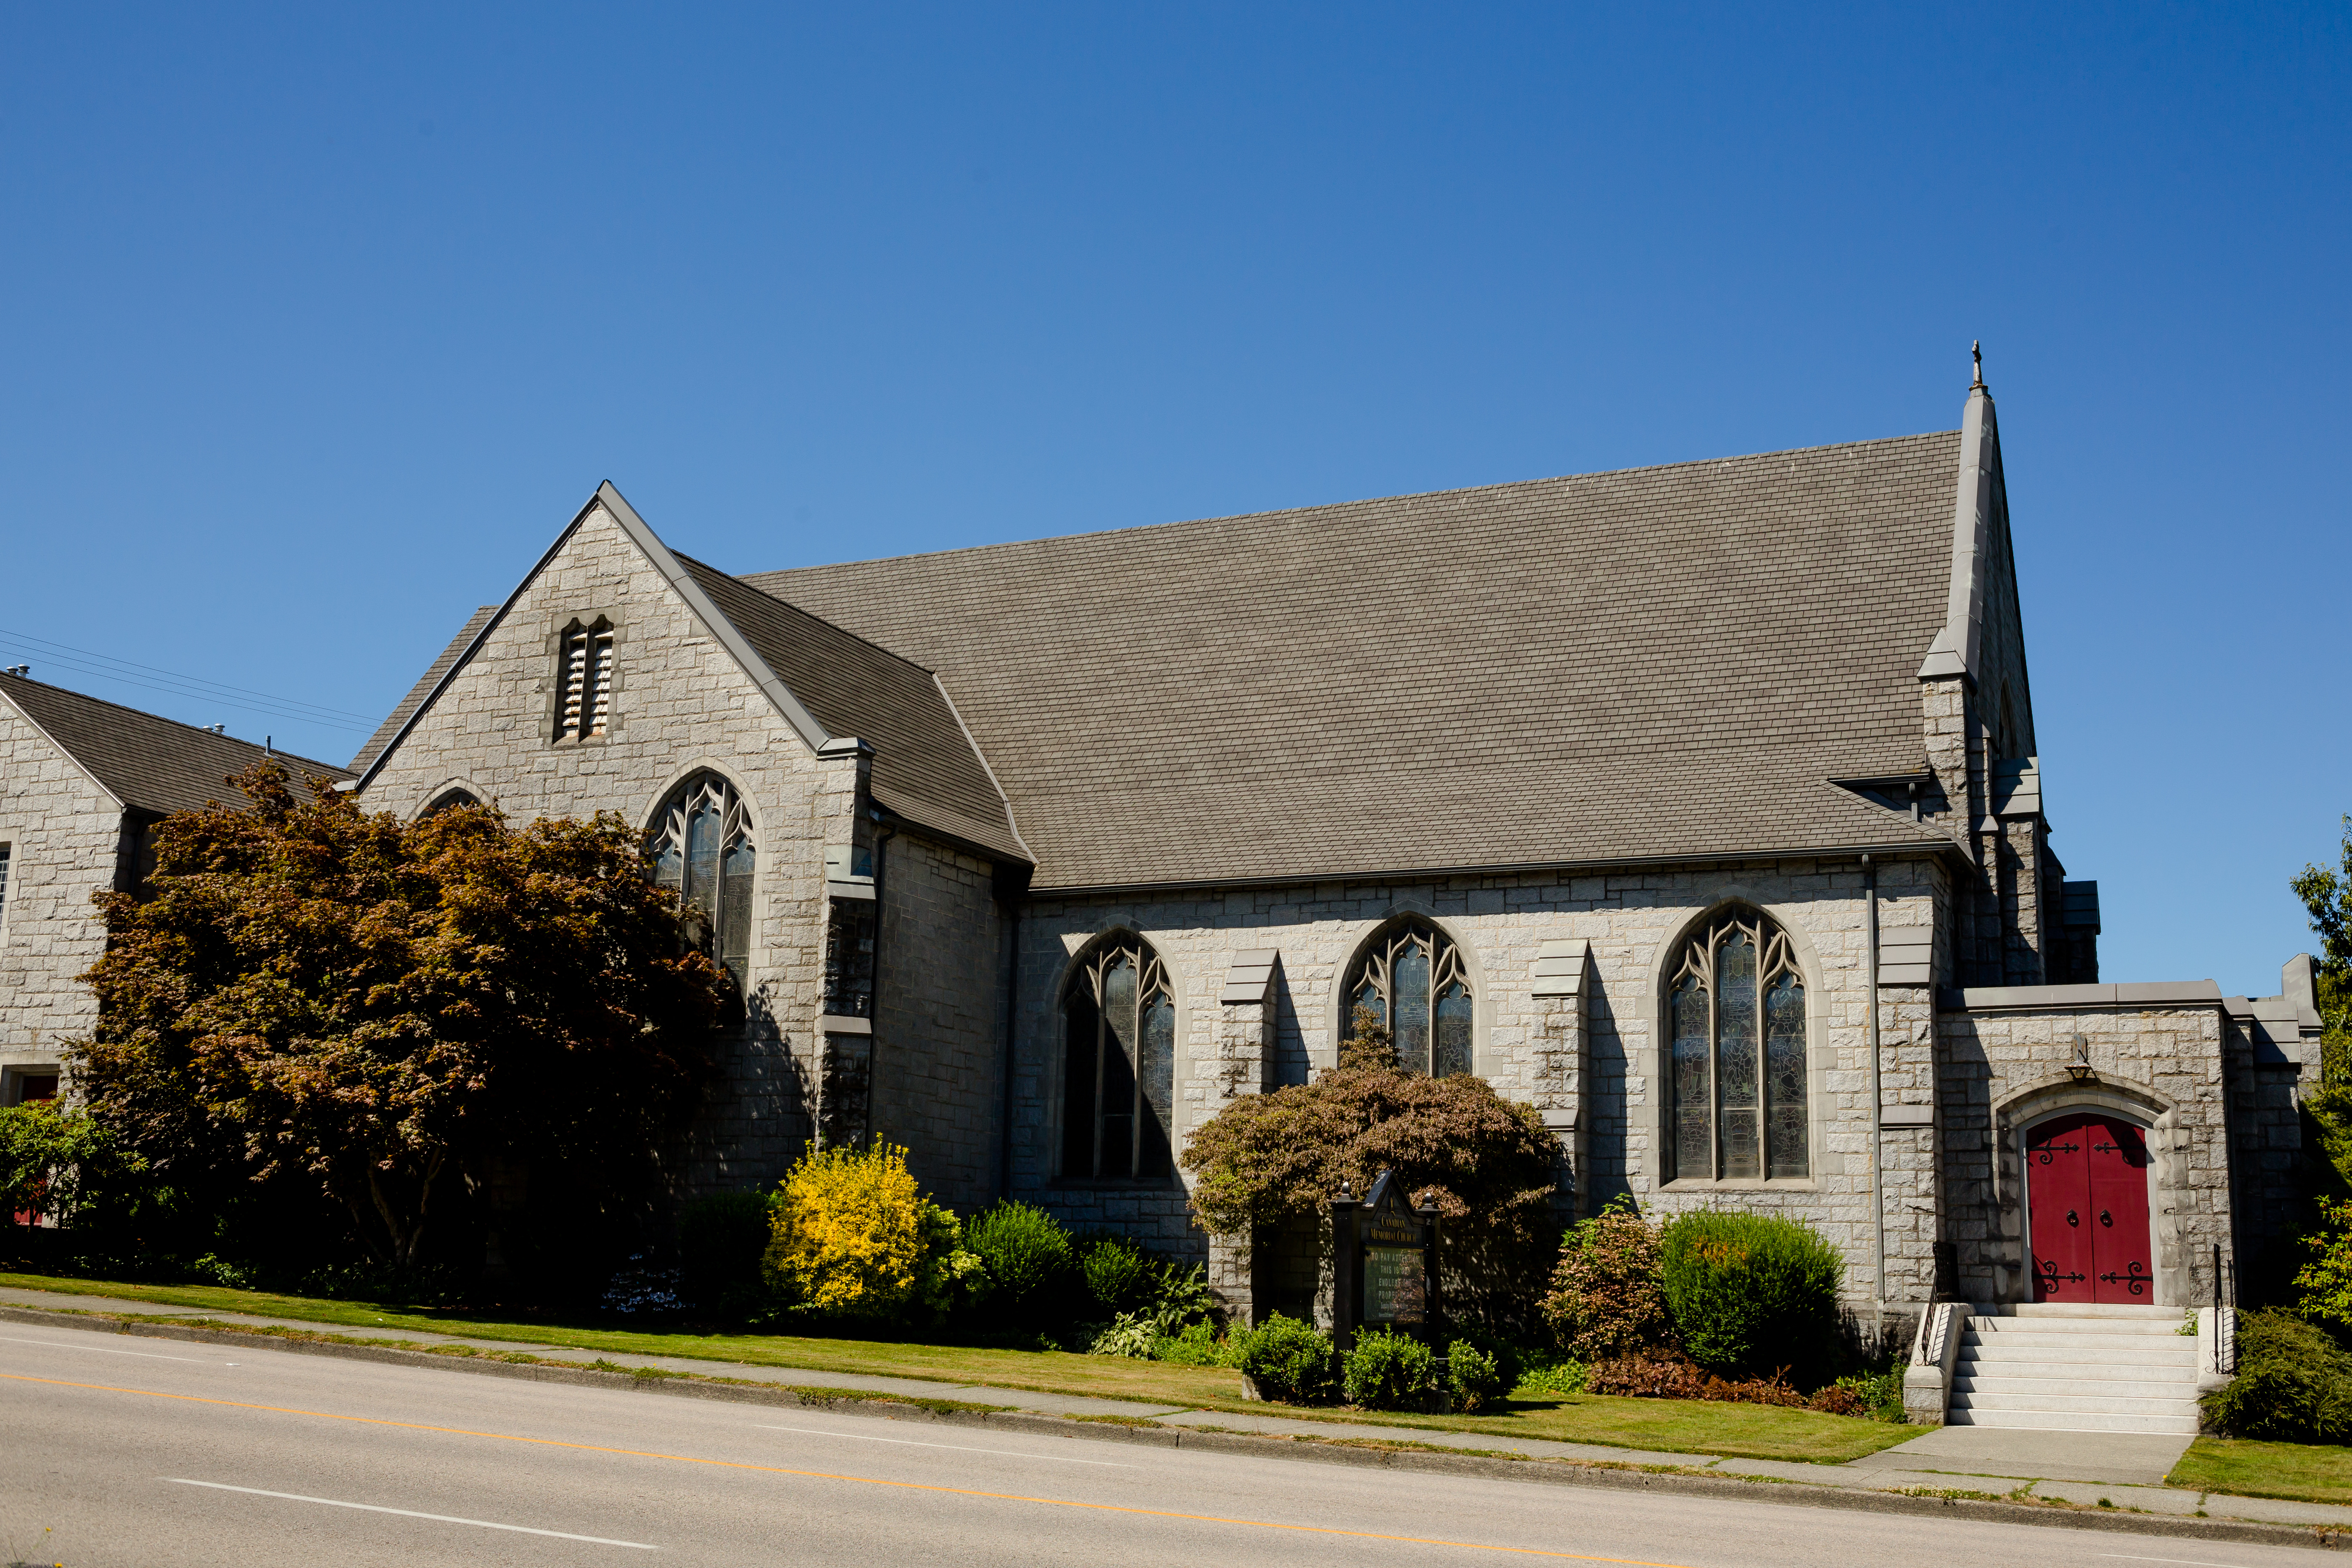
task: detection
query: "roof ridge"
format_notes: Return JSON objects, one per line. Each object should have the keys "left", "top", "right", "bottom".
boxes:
{"left": 743, "top": 428, "right": 1963, "bottom": 579}
{"left": 0, "top": 672, "right": 353, "bottom": 776}
{"left": 669, "top": 550, "right": 938, "bottom": 676}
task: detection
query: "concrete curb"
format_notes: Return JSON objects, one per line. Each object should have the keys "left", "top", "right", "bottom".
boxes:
{"left": 7, "top": 1304, "right": 2339, "bottom": 1552}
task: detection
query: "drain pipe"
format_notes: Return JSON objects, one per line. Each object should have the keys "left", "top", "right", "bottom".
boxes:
{"left": 1864, "top": 854, "right": 1886, "bottom": 1341}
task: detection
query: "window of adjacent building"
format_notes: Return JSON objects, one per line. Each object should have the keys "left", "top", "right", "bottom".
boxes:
{"left": 647, "top": 774, "right": 755, "bottom": 986}
{"left": 554, "top": 618, "right": 615, "bottom": 741}
{"left": 4, "top": 1069, "right": 58, "bottom": 1106}
{"left": 1346, "top": 921, "right": 1474, "bottom": 1076}
{"left": 1667, "top": 910, "right": 1809, "bottom": 1181}
{"left": 1062, "top": 937, "right": 1176, "bottom": 1181}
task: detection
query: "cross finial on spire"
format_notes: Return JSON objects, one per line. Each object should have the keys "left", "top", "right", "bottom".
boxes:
{"left": 1970, "top": 340, "right": 1984, "bottom": 390}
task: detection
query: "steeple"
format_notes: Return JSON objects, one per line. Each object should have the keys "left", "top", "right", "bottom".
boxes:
{"left": 1918, "top": 347, "right": 2005, "bottom": 680}
{"left": 1971, "top": 339, "right": 1986, "bottom": 393}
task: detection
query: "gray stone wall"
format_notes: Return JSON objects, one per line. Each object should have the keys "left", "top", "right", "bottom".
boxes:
{"left": 1009, "top": 854, "right": 1952, "bottom": 1307}
{"left": 0, "top": 696, "right": 124, "bottom": 1087}
{"left": 1938, "top": 1000, "right": 2232, "bottom": 1308}
{"left": 361, "top": 501, "right": 852, "bottom": 1196}
{"left": 870, "top": 830, "right": 1006, "bottom": 1214}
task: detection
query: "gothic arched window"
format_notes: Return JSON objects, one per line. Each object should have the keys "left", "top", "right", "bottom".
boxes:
{"left": 1062, "top": 938, "right": 1176, "bottom": 1181}
{"left": 647, "top": 774, "right": 756, "bottom": 986}
{"left": 1668, "top": 910, "right": 1808, "bottom": 1181}
{"left": 421, "top": 788, "right": 480, "bottom": 817}
{"left": 1346, "top": 921, "right": 1473, "bottom": 1076}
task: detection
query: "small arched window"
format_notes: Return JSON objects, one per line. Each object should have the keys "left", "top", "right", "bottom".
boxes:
{"left": 647, "top": 774, "right": 756, "bottom": 985}
{"left": 1062, "top": 938, "right": 1175, "bottom": 1181}
{"left": 421, "top": 788, "right": 480, "bottom": 817}
{"left": 1668, "top": 910, "right": 1808, "bottom": 1181}
{"left": 1346, "top": 921, "right": 1473, "bottom": 1076}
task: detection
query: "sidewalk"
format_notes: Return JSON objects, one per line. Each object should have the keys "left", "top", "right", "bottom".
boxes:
{"left": 7, "top": 1284, "right": 2345, "bottom": 1531}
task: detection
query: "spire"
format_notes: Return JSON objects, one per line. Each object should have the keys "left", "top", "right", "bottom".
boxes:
{"left": 1970, "top": 339, "right": 1986, "bottom": 393}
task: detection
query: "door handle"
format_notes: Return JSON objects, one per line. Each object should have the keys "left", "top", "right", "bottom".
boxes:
{"left": 2065, "top": 1210, "right": 2079, "bottom": 1226}
{"left": 2100, "top": 1210, "right": 2112, "bottom": 1226}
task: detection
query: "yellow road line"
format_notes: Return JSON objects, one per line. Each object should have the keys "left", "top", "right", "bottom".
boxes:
{"left": 5, "top": 1371, "right": 1695, "bottom": 1565}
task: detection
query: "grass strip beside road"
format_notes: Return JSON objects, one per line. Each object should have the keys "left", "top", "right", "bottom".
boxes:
{"left": 0, "top": 1270, "right": 1917, "bottom": 1463}
{"left": 2169, "top": 1436, "right": 2352, "bottom": 1505}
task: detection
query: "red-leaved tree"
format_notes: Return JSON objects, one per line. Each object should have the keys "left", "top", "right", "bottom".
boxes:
{"left": 73, "top": 764, "right": 725, "bottom": 1271}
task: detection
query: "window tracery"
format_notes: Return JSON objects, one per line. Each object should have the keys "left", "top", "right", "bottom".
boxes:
{"left": 1061, "top": 938, "right": 1176, "bottom": 1181}
{"left": 647, "top": 774, "right": 755, "bottom": 986}
{"left": 1347, "top": 921, "right": 1473, "bottom": 1076}
{"left": 1668, "top": 910, "right": 1808, "bottom": 1181}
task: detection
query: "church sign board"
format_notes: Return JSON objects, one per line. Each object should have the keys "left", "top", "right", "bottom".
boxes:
{"left": 1330, "top": 1170, "right": 1442, "bottom": 1352}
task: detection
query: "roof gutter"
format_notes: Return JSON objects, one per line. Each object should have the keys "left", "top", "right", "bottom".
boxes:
{"left": 1025, "top": 838, "right": 1963, "bottom": 901}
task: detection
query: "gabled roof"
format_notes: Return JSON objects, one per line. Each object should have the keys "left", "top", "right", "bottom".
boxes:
{"left": 1, "top": 672, "right": 353, "bottom": 816}
{"left": 676, "top": 558, "right": 1027, "bottom": 861}
{"left": 746, "top": 431, "right": 1969, "bottom": 892}
{"left": 351, "top": 484, "right": 1025, "bottom": 863}
{"left": 350, "top": 605, "right": 497, "bottom": 772}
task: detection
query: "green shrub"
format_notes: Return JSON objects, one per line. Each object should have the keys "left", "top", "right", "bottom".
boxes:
{"left": 1513, "top": 1354, "right": 1587, "bottom": 1397}
{"left": 962, "top": 1200, "right": 1076, "bottom": 1324}
{"left": 2203, "top": 1310, "right": 2352, "bottom": 1443}
{"left": 1078, "top": 1234, "right": 1155, "bottom": 1316}
{"left": 1541, "top": 1198, "right": 1670, "bottom": 1360}
{"left": 1657, "top": 1210, "right": 1842, "bottom": 1384}
{"left": 1343, "top": 1327, "right": 1440, "bottom": 1410}
{"left": 1089, "top": 1311, "right": 1160, "bottom": 1358}
{"left": 1447, "top": 1338, "right": 1508, "bottom": 1413}
{"left": 1153, "top": 1320, "right": 1229, "bottom": 1365}
{"left": 680, "top": 1191, "right": 774, "bottom": 1317}
{"left": 1236, "top": 1312, "right": 1334, "bottom": 1403}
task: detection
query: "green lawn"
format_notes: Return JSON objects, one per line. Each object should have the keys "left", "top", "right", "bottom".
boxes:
{"left": 0, "top": 1271, "right": 1919, "bottom": 1464}
{"left": 2170, "top": 1437, "right": 2352, "bottom": 1505}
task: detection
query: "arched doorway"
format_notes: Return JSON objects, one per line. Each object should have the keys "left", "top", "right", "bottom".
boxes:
{"left": 2024, "top": 1110, "right": 2155, "bottom": 1303}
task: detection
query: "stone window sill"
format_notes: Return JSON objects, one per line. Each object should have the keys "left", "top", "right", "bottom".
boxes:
{"left": 1658, "top": 1178, "right": 1824, "bottom": 1194}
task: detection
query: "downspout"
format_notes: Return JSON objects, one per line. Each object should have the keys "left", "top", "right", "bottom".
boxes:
{"left": 1865, "top": 853, "right": 1886, "bottom": 1338}
{"left": 998, "top": 896, "right": 1021, "bottom": 1201}
{"left": 867, "top": 816, "right": 896, "bottom": 1148}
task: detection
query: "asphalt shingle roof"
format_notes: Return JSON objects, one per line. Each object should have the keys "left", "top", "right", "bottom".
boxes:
{"left": 2, "top": 673, "right": 353, "bottom": 816}
{"left": 677, "top": 559, "right": 1027, "bottom": 862}
{"left": 742, "top": 432, "right": 1963, "bottom": 891}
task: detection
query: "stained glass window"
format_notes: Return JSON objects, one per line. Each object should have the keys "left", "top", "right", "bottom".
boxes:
{"left": 646, "top": 774, "right": 756, "bottom": 987}
{"left": 1346, "top": 923, "right": 1475, "bottom": 1077}
{"left": 1062, "top": 938, "right": 1176, "bottom": 1180}
{"left": 1665, "top": 912, "right": 1808, "bottom": 1181}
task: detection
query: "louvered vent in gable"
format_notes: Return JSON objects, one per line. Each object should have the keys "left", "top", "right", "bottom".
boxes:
{"left": 554, "top": 617, "right": 616, "bottom": 741}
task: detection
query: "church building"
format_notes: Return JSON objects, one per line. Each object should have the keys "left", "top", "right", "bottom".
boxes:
{"left": 0, "top": 367, "right": 2325, "bottom": 1425}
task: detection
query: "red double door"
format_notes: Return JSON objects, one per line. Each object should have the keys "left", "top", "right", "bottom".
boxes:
{"left": 2026, "top": 1112, "right": 2154, "bottom": 1303}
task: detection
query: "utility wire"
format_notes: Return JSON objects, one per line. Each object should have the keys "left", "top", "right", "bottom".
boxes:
{"left": 0, "top": 629, "right": 380, "bottom": 734}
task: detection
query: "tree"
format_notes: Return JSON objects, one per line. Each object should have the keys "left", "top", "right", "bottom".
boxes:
{"left": 2294, "top": 814, "right": 2352, "bottom": 1068}
{"left": 73, "top": 763, "right": 726, "bottom": 1273}
{"left": 1181, "top": 1008, "right": 1560, "bottom": 1329}
{"left": 0, "top": 1099, "right": 117, "bottom": 1229}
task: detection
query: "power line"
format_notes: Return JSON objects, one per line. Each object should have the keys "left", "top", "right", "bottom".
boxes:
{"left": 0, "top": 629, "right": 380, "bottom": 734}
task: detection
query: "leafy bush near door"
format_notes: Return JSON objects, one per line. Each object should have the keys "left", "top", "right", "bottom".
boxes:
{"left": 2203, "top": 1310, "right": 2352, "bottom": 1443}
{"left": 1656, "top": 1210, "right": 1843, "bottom": 1386}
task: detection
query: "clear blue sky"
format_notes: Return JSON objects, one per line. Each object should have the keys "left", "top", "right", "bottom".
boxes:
{"left": 5, "top": 5, "right": 2344, "bottom": 995}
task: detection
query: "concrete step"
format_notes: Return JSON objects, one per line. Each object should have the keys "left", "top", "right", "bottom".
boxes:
{"left": 1970, "top": 1316, "right": 2188, "bottom": 1337}
{"left": 1947, "top": 1345, "right": 2201, "bottom": 1363}
{"left": 1952, "top": 1389, "right": 2201, "bottom": 1417}
{"left": 1947, "top": 1407, "right": 2201, "bottom": 1435}
{"left": 2006, "top": 1302, "right": 2184, "bottom": 1321}
{"left": 1961, "top": 1329, "right": 2200, "bottom": 1356}
{"left": 1956, "top": 1382, "right": 2192, "bottom": 1401}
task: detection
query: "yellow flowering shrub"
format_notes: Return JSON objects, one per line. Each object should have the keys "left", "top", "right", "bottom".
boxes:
{"left": 763, "top": 1142, "right": 978, "bottom": 1319}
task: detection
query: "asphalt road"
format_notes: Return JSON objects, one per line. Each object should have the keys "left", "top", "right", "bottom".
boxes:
{"left": 0, "top": 1320, "right": 2326, "bottom": 1568}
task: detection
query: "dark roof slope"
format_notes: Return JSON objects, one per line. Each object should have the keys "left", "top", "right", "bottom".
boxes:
{"left": 2, "top": 673, "right": 353, "bottom": 816}
{"left": 350, "top": 607, "right": 497, "bottom": 772}
{"left": 678, "top": 558, "right": 1025, "bottom": 862}
{"left": 745, "top": 433, "right": 1963, "bottom": 891}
